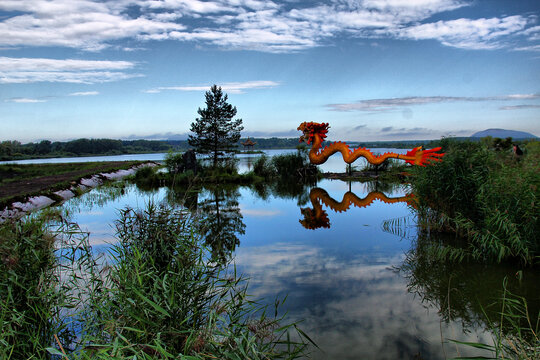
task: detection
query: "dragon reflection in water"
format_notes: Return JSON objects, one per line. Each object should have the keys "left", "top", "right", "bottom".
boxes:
{"left": 300, "top": 187, "right": 415, "bottom": 230}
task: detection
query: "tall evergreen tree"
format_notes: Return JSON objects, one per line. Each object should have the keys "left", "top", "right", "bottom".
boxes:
{"left": 188, "top": 85, "right": 244, "bottom": 167}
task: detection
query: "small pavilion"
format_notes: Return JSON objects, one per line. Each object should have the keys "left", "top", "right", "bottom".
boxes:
{"left": 241, "top": 138, "right": 257, "bottom": 150}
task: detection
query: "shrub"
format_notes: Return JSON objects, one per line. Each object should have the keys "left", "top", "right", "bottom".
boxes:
{"left": 270, "top": 151, "right": 318, "bottom": 180}
{"left": 253, "top": 154, "right": 275, "bottom": 179}
{"left": 134, "top": 165, "right": 160, "bottom": 187}
{"left": 164, "top": 150, "right": 184, "bottom": 174}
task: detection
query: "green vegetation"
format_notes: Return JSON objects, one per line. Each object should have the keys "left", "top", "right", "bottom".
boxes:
{"left": 189, "top": 85, "right": 244, "bottom": 168}
{"left": 129, "top": 149, "right": 319, "bottom": 190}
{"left": 0, "top": 211, "right": 69, "bottom": 358}
{"left": 451, "top": 282, "right": 539, "bottom": 360}
{"left": 252, "top": 149, "right": 318, "bottom": 181}
{"left": 409, "top": 138, "right": 539, "bottom": 265}
{"left": 0, "top": 139, "right": 171, "bottom": 161}
{"left": 0, "top": 206, "right": 312, "bottom": 359}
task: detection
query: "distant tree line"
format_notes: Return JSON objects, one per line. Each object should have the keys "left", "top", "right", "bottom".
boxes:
{"left": 0, "top": 139, "right": 171, "bottom": 160}
{"left": 3, "top": 134, "right": 529, "bottom": 161}
{"left": 167, "top": 138, "right": 302, "bottom": 151}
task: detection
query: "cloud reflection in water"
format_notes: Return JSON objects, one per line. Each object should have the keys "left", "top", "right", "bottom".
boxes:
{"left": 234, "top": 242, "right": 492, "bottom": 359}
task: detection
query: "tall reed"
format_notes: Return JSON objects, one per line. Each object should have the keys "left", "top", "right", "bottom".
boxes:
{"left": 0, "top": 210, "right": 84, "bottom": 359}
{"left": 1, "top": 204, "right": 312, "bottom": 359}
{"left": 450, "top": 279, "right": 539, "bottom": 360}
{"left": 410, "top": 138, "right": 539, "bottom": 265}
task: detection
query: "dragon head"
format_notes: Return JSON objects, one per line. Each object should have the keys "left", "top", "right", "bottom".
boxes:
{"left": 298, "top": 122, "right": 330, "bottom": 145}
{"left": 299, "top": 207, "right": 330, "bottom": 230}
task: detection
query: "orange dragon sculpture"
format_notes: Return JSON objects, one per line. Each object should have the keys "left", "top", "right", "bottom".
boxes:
{"left": 298, "top": 122, "right": 444, "bottom": 166}
{"left": 300, "top": 188, "right": 415, "bottom": 230}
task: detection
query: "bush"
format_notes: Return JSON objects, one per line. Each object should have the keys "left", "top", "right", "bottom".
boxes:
{"left": 252, "top": 150, "right": 318, "bottom": 180}
{"left": 164, "top": 150, "right": 184, "bottom": 174}
{"left": 133, "top": 165, "right": 160, "bottom": 187}
{"left": 253, "top": 154, "right": 275, "bottom": 179}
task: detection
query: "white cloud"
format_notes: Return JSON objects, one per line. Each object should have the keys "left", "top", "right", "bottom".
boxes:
{"left": 0, "top": 0, "right": 537, "bottom": 53}
{"left": 0, "top": 57, "right": 135, "bottom": 71}
{"left": 388, "top": 16, "right": 531, "bottom": 49}
{"left": 514, "top": 44, "right": 540, "bottom": 52}
{"left": 0, "top": 1, "right": 184, "bottom": 51}
{"left": 499, "top": 104, "right": 540, "bottom": 110}
{"left": 69, "top": 91, "right": 100, "bottom": 96}
{"left": 0, "top": 57, "right": 141, "bottom": 84}
{"left": 146, "top": 80, "right": 280, "bottom": 94}
{"left": 523, "top": 25, "right": 540, "bottom": 41}
{"left": 5, "top": 97, "right": 47, "bottom": 103}
{"left": 327, "top": 94, "right": 540, "bottom": 111}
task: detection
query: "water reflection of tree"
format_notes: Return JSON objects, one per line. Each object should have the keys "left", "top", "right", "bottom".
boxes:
{"left": 363, "top": 179, "right": 405, "bottom": 194}
{"left": 249, "top": 177, "right": 313, "bottom": 207}
{"left": 196, "top": 186, "right": 246, "bottom": 263}
{"left": 397, "top": 231, "right": 540, "bottom": 334}
{"left": 166, "top": 184, "right": 199, "bottom": 211}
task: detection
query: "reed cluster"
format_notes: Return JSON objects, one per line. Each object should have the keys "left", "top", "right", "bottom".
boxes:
{"left": 410, "top": 138, "right": 539, "bottom": 265}
{"left": 0, "top": 205, "right": 311, "bottom": 359}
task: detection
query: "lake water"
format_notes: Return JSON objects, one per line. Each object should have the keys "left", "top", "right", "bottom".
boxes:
{"left": 34, "top": 150, "right": 538, "bottom": 359}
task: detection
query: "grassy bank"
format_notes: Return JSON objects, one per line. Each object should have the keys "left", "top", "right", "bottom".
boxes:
{"left": 409, "top": 139, "right": 539, "bottom": 265}
{"left": 0, "top": 206, "right": 312, "bottom": 359}
{"left": 0, "top": 161, "right": 146, "bottom": 207}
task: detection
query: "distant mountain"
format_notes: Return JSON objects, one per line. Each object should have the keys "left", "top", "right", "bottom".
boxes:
{"left": 471, "top": 129, "right": 538, "bottom": 139}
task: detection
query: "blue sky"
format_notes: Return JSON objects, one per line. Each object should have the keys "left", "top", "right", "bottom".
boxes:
{"left": 1, "top": 0, "right": 539, "bottom": 143}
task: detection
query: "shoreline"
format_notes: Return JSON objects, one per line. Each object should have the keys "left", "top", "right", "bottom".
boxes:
{"left": 0, "top": 162, "right": 157, "bottom": 222}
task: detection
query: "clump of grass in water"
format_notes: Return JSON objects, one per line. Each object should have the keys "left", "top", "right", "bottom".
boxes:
{"left": 252, "top": 149, "right": 318, "bottom": 181}
{"left": 1, "top": 204, "right": 313, "bottom": 359}
{"left": 450, "top": 279, "right": 539, "bottom": 360}
{"left": 78, "top": 203, "right": 313, "bottom": 358}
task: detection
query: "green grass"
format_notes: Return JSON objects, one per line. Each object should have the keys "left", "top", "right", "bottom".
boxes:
{"left": 0, "top": 210, "right": 76, "bottom": 359}
{"left": 409, "top": 138, "right": 539, "bottom": 265}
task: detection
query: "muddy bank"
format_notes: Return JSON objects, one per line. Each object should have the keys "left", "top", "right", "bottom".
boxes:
{"left": 0, "top": 162, "right": 157, "bottom": 221}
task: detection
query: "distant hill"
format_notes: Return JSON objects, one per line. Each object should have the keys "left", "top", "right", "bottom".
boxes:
{"left": 471, "top": 129, "right": 538, "bottom": 139}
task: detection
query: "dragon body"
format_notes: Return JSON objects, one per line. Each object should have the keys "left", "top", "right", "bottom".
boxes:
{"left": 298, "top": 122, "right": 444, "bottom": 166}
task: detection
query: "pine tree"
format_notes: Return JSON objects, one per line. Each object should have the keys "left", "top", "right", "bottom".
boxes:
{"left": 188, "top": 85, "right": 244, "bottom": 167}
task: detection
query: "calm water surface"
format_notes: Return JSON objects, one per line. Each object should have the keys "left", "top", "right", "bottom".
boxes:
{"left": 43, "top": 150, "right": 537, "bottom": 359}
